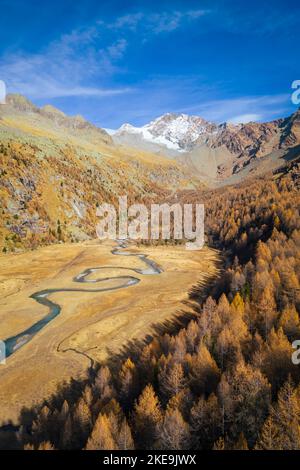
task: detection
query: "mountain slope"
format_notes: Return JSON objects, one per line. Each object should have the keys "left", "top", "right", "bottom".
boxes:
{"left": 114, "top": 113, "right": 216, "bottom": 153}
{"left": 0, "top": 95, "right": 201, "bottom": 253}
{"left": 113, "top": 110, "right": 300, "bottom": 184}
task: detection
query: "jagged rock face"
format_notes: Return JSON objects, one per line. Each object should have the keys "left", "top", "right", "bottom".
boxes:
{"left": 212, "top": 120, "right": 282, "bottom": 158}
{"left": 6, "top": 94, "right": 38, "bottom": 112}
{"left": 280, "top": 109, "right": 300, "bottom": 147}
{"left": 115, "top": 111, "right": 300, "bottom": 156}
{"left": 218, "top": 110, "right": 300, "bottom": 160}
{"left": 115, "top": 113, "right": 218, "bottom": 152}
{"left": 143, "top": 113, "right": 218, "bottom": 151}
{"left": 114, "top": 110, "right": 300, "bottom": 182}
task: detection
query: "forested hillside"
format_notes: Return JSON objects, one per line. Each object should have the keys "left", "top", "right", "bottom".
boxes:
{"left": 0, "top": 95, "right": 199, "bottom": 253}
{"left": 3, "top": 162, "right": 300, "bottom": 451}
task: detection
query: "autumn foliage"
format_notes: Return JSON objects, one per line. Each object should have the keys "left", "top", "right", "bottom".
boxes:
{"left": 4, "top": 164, "right": 300, "bottom": 450}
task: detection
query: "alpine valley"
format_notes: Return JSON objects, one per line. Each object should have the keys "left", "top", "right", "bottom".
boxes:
{"left": 1, "top": 94, "right": 299, "bottom": 252}
{"left": 0, "top": 93, "right": 300, "bottom": 452}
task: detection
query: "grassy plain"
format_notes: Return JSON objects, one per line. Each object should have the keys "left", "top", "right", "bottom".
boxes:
{"left": 0, "top": 240, "right": 219, "bottom": 423}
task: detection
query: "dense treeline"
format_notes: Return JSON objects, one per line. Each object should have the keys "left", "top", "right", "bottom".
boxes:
{"left": 5, "top": 165, "right": 300, "bottom": 450}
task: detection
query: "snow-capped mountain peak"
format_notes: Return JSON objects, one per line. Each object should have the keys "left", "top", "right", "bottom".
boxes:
{"left": 114, "top": 113, "right": 218, "bottom": 152}
{"left": 111, "top": 109, "right": 300, "bottom": 183}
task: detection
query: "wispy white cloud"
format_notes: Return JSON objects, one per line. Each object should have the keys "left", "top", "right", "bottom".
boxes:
{"left": 0, "top": 7, "right": 209, "bottom": 101}
{"left": 0, "top": 25, "right": 130, "bottom": 99}
{"left": 108, "top": 13, "right": 144, "bottom": 31}
{"left": 89, "top": 71, "right": 292, "bottom": 128}
{"left": 107, "top": 5, "right": 298, "bottom": 38}
{"left": 228, "top": 113, "right": 262, "bottom": 124}
{"left": 107, "top": 38, "right": 128, "bottom": 59}
{"left": 178, "top": 94, "right": 290, "bottom": 123}
{"left": 149, "top": 9, "right": 208, "bottom": 34}
{"left": 0, "top": 7, "right": 293, "bottom": 128}
{"left": 108, "top": 9, "right": 209, "bottom": 35}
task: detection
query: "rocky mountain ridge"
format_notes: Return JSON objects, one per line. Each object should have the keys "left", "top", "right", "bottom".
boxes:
{"left": 5, "top": 94, "right": 112, "bottom": 145}
{"left": 113, "top": 109, "right": 300, "bottom": 182}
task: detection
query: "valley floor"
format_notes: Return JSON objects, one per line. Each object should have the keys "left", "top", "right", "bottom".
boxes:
{"left": 0, "top": 240, "right": 219, "bottom": 423}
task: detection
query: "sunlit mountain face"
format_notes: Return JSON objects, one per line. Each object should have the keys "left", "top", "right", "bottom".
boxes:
{"left": 113, "top": 109, "right": 300, "bottom": 183}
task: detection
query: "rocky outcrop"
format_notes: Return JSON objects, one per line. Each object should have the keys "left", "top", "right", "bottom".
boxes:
{"left": 114, "top": 110, "right": 300, "bottom": 182}
{"left": 5, "top": 94, "right": 113, "bottom": 145}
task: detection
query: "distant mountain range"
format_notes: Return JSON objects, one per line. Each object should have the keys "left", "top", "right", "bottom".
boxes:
{"left": 0, "top": 93, "right": 299, "bottom": 252}
{"left": 113, "top": 110, "right": 300, "bottom": 184}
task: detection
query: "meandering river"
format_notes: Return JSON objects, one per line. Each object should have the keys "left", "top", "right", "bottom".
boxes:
{"left": 4, "top": 240, "right": 163, "bottom": 358}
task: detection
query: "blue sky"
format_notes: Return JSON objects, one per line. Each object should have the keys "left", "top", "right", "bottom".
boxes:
{"left": 0, "top": 0, "right": 299, "bottom": 128}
